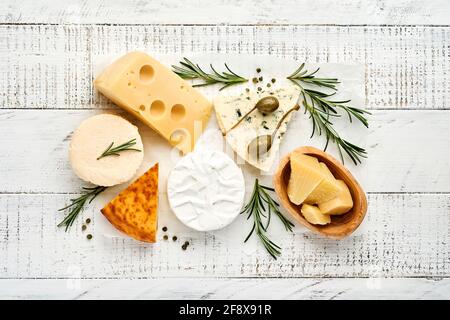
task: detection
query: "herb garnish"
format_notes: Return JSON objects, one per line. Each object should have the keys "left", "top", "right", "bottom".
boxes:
{"left": 241, "top": 179, "right": 294, "bottom": 259}
{"left": 172, "top": 58, "right": 248, "bottom": 90}
{"left": 287, "top": 63, "right": 370, "bottom": 165}
{"left": 58, "top": 186, "right": 107, "bottom": 231}
{"left": 97, "top": 138, "right": 141, "bottom": 160}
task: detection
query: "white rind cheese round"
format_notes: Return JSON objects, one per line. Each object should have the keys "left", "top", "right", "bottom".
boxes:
{"left": 167, "top": 150, "right": 245, "bottom": 232}
{"left": 69, "top": 114, "right": 144, "bottom": 187}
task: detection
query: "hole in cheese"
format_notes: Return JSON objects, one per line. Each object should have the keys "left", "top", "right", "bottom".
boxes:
{"left": 139, "top": 64, "right": 155, "bottom": 83}
{"left": 150, "top": 100, "right": 165, "bottom": 118}
{"left": 171, "top": 104, "right": 186, "bottom": 121}
{"left": 139, "top": 105, "right": 146, "bottom": 111}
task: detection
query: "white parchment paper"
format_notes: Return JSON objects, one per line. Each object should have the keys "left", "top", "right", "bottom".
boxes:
{"left": 91, "top": 53, "right": 366, "bottom": 254}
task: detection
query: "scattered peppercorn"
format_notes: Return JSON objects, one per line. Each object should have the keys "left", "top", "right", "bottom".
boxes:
{"left": 252, "top": 77, "right": 258, "bottom": 84}
{"left": 267, "top": 83, "right": 271, "bottom": 88}
{"left": 82, "top": 225, "right": 87, "bottom": 231}
{"left": 271, "top": 78, "right": 276, "bottom": 83}
{"left": 245, "top": 88, "right": 250, "bottom": 92}
{"left": 172, "top": 236, "right": 178, "bottom": 241}
{"left": 257, "top": 87, "right": 262, "bottom": 92}
{"left": 184, "top": 241, "right": 190, "bottom": 246}
{"left": 163, "top": 235, "right": 168, "bottom": 240}
{"left": 258, "top": 76, "right": 263, "bottom": 82}
{"left": 181, "top": 244, "right": 187, "bottom": 250}
{"left": 256, "top": 68, "right": 261, "bottom": 73}
{"left": 86, "top": 234, "right": 92, "bottom": 240}
{"left": 86, "top": 218, "right": 91, "bottom": 224}
{"left": 162, "top": 226, "right": 167, "bottom": 232}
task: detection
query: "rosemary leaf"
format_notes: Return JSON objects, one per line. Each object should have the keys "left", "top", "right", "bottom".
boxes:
{"left": 58, "top": 186, "right": 107, "bottom": 232}
{"left": 287, "top": 63, "right": 371, "bottom": 165}
{"left": 172, "top": 58, "right": 248, "bottom": 90}
{"left": 97, "top": 138, "right": 141, "bottom": 160}
{"left": 240, "top": 179, "right": 294, "bottom": 259}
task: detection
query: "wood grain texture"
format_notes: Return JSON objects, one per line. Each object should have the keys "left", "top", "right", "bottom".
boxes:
{"left": 0, "top": 109, "right": 449, "bottom": 194}
{"left": 1, "top": 278, "right": 449, "bottom": 299}
{"left": 1, "top": 0, "right": 449, "bottom": 25}
{"left": 0, "top": 25, "right": 449, "bottom": 110}
{"left": 0, "top": 193, "right": 449, "bottom": 278}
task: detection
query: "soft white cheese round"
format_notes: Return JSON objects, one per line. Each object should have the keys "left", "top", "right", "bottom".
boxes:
{"left": 69, "top": 114, "right": 144, "bottom": 186}
{"left": 167, "top": 150, "right": 245, "bottom": 231}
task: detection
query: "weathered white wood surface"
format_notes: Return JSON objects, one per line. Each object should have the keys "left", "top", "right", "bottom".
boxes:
{"left": 1, "top": 278, "right": 449, "bottom": 300}
{"left": 1, "top": 0, "right": 450, "bottom": 25}
{"left": 1, "top": 25, "right": 448, "bottom": 110}
{"left": 1, "top": 193, "right": 449, "bottom": 278}
{"left": 0, "top": 109, "right": 449, "bottom": 194}
{"left": 0, "top": 0, "right": 449, "bottom": 299}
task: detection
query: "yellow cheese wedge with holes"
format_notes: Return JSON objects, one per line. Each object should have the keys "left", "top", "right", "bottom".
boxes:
{"left": 95, "top": 51, "right": 212, "bottom": 154}
{"left": 301, "top": 204, "right": 331, "bottom": 225}
{"left": 318, "top": 180, "right": 353, "bottom": 215}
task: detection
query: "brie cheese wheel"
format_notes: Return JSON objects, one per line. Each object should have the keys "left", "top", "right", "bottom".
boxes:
{"left": 69, "top": 114, "right": 144, "bottom": 186}
{"left": 214, "top": 85, "right": 301, "bottom": 172}
{"left": 167, "top": 150, "right": 245, "bottom": 231}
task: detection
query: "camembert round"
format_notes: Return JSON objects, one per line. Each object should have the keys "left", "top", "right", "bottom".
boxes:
{"left": 167, "top": 150, "right": 245, "bottom": 231}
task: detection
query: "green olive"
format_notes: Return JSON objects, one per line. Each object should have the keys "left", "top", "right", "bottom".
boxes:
{"left": 255, "top": 96, "right": 279, "bottom": 114}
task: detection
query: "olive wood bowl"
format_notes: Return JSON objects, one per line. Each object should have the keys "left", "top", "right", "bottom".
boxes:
{"left": 273, "top": 146, "right": 367, "bottom": 239}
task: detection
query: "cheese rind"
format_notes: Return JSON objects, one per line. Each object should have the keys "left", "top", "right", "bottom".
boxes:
{"left": 304, "top": 162, "right": 341, "bottom": 204}
{"left": 318, "top": 180, "right": 353, "bottom": 215}
{"left": 95, "top": 51, "right": 212, "bottom": 154}
{"left": 214, "top": 86, "right": 301, "bottom": 172}
{"left": 301, "top": 204, "right": 331, "bottom": 225}
{"left": 287, "top": 153, "right": 324, "bottom": 205}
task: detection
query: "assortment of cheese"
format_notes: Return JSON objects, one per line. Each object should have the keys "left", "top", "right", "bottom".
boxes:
{"left": 287, "top": 153, "right": 353, "bottom": 225}
{"left": 65, "top": 51, "right": 356, "bottom": 243}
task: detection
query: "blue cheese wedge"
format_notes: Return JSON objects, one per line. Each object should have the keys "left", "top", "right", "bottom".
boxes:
{"left": 214, "top": 86, "right": 301, "bottom": 172}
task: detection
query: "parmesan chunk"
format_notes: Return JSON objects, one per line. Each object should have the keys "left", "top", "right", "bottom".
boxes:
{"left": 301, "top": 204, "right": 331, "bottom": 225}
{"left": 318, "top": 180, "right": 353, "bottom": 215}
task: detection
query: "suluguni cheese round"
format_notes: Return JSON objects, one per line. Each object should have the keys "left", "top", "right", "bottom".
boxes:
{"left": 69, "top": 114, "right": 144, "bottom": 187}
{"left": 167, "top": 150, "right": 245, "bottom": 231}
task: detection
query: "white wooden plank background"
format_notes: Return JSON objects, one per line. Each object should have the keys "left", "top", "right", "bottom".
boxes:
{"left": 0, "top": 0, "right": 449, "bottom": 299}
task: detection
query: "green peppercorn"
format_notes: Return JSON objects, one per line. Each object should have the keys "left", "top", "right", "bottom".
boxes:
{"left": 256, "top": 68, "right": 261, "bottom": 73}
{"left": 267, "top": 83, "right": 271, "bottom": 88}
{"left": 172, "top": 236, "right": 178, "bottom": 241}
{"left": 271, "top": 78, "right": 276, "bottom": 83}
{"left": 252, "top": 77, "right": 258, "bottom": 84}
{"left": 163, "top": 235, "right": 168, "bottom": 240}
{"left": 86, "top": 218, "right": 91, "bottom": 224}
{"left": 86, "top": 234, "right": 92, "bottom": 240}
{"left": 82, "top": 225, "right": 87, "bottom": 231}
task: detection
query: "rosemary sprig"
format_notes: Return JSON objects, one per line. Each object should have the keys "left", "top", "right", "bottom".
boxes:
{"left": 58, "top": 186, "right": 107, "bottom": 232}
{"left": 241, "top": 179, "right": 294, "bottom": 259}
{"left": 97, "top": 138, "right": 141, "bottom": 160}
{"left": 172, "top": 58, "right": 248, "bottom": 90}
{"left": 287, "top": 63, "right": 371, "bottom": 165}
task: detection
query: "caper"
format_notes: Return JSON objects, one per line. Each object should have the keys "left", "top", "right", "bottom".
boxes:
{"left": 247, "top": 134, "right": 273, "bottom": 160}
{"left": 255, "top": 96, "right": 279, "bottom": 114}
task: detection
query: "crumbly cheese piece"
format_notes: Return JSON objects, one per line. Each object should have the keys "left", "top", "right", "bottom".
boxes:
{"left": 94, "top": 51, "right": 213, "bottom": 154}
{"left": 287, "top": 153, "right": 324, "bottom": 205}
{"left": 304, "top": 162, "right": 341, "bottom": 204}
{"left": 214, "top": 86, "right": 301, "bottom": 172}
{"left": 167, "top": 150, "right": 245, "bottom": 231}
{"left": 301, "top": 204, "right": 331, "bottom": 225}
{"left": 318, "top": 180, "right": 353, "bottom": 215}
{"left": 69, "top": 114, "right": 144, "bottom": 187}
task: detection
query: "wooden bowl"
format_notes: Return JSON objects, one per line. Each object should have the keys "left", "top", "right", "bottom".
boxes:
{"left": 273, "top": 146, "right": 367, "bottom": 239}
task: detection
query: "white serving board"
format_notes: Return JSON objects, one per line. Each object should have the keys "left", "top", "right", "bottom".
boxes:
{"left": 91, "top": 54, "right": 366, "bottom": 254}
